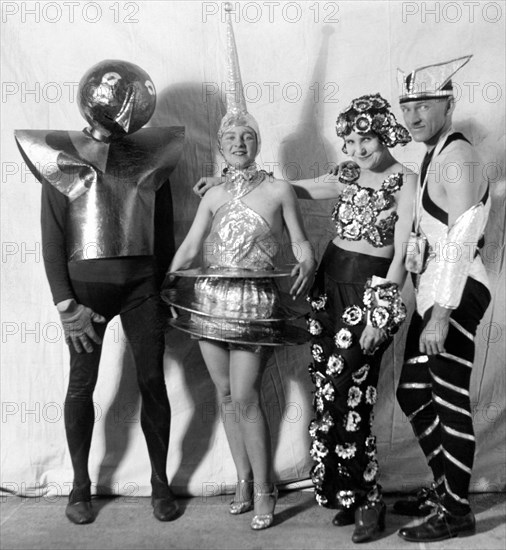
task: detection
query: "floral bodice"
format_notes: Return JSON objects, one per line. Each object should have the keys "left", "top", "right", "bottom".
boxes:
{"left": 332, "top": 161, "right": 403, "bottom": 248}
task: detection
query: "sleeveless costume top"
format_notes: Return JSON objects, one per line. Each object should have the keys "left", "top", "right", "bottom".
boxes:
{"left": 204, "top": 169, "right": 279, "bottom": 270}
{"left": 416, "top": 132, "right": 490, "bottom": 316}
{"left": 331, "top": 162, "right": 404, "bottom": 248}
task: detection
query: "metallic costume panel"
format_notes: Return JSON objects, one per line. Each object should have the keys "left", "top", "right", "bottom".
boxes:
{"left": 15, "top": 127, "right": 184, "bottom": 261}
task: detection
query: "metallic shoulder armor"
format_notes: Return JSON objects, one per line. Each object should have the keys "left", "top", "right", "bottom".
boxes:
{"left": 15, "top": 127, "right": 184, "bottom": 261}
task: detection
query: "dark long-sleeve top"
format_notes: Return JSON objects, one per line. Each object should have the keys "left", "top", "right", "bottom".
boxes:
{"left": 41, "top": 180, "right": 175, "bottom": 304}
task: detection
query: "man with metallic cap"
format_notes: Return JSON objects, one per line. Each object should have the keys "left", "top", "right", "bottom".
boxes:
{"left": 394, "top": 55, "right": 491, "bottom": 542}
{"left": 15, "top": 60, "right": 184, "bottom": 525}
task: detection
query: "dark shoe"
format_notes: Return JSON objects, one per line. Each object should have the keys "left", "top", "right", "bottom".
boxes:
{"left": 393, "top": 486, "right": 439, "bottom": 516}
{"left": 352, "top": 501, "right": 386, "bottom": 543}
{"left": 332, "top": 505, "right": 355, "bottom": 526}
{"left": 152, "top": 495, "right": 180, "bottom": 522}
{"left": 398, "top": 507, "right": 475, "bottom": 542}
{"left": 65, "top": 500, "right": 94, "bottom": 525}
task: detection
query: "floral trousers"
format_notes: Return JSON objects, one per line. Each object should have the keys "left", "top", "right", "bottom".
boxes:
{"left": 307, "top": 243, "right": 391, "bottom": 510}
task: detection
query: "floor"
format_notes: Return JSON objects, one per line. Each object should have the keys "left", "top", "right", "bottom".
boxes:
{"left": 1, "top": 491, "right": 504, "bottom": 549}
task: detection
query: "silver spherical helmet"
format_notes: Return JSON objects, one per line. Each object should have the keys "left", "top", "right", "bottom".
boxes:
{"left": 77, "top": 59, "right": 156, "bottom": 141}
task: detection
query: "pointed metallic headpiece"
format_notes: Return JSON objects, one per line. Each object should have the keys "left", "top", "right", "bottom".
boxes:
{"left": 398, "top": 55, "right": 472, "bottom": 103}
{"left": 218, "top": 3, "right": 261, "bottom": 154}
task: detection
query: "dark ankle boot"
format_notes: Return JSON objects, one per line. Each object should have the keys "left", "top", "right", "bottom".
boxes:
{"left": 152, "top": 491, "right": 180, "bottom": 522}
{"left": 65, "top": 489, "right": 94, "bottom": 525}
{"left": 352, "top": 500, "right": 386, "bottom": 543}
{"left": 332, "top": 504, "right": 355, "bottom": 526}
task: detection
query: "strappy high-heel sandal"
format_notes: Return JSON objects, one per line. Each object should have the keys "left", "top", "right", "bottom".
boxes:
{"left": 229, "top": 479, "right": 254, "bottom": 515}
{"left": 250, "top": 485, "right": 278, "bottom": 530}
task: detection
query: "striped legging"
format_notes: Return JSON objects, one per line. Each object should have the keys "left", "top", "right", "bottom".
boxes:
{"left": 396, "top": 277, "right": 490, "bottom": 515}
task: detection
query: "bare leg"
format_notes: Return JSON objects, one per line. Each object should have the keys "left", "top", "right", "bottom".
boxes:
{"left": 199, "top": 341, "right": 253, "bottom": 502}
{"left": 229, "top": 349, "right": 275, "bottom": 517}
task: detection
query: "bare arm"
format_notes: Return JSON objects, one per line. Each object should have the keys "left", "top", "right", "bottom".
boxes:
{"left": 360, "top": 170, "right": 417, "bottom": 355}
{"left": 277, "top": 180, "right": 317, "bottom": 296}
{"left": 421, "top": 145, "right": 487, "bottom": 355}
{"left": 194, "top": 172, "right": 343, "bottom": 201}
{"left": 385, "top": 171, "right": 417, "bottom": 286}
{"left": 290, "top": 172, "right": 342, "bottom": 200}
{"left": 169, "top": 193, "right": 214, "bottom": 272}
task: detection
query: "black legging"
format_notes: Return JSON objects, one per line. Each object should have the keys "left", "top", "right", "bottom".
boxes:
{"left": 397, "top": 277, "right": 491, "bottom": 515}
{"left": 64, "top": 275, "right": 172, "bottom": 501}
{"left": 308, "top": 243, "right": 391, "bottom": 510}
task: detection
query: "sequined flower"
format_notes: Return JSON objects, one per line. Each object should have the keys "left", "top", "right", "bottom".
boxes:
{"left": 344, "top": 410, "right": 361, "bottom": 432}
{"left": 307, "top": 318, "right": 323, "bottom": 336}
{"left": 365, "top": 435, "right": 376, "bottom": 456}
{"left": 347, "top": 386, "right": 362, "bottom": 408}
{"left": 363, "top": 460, "right": 379, "bottom": 482}
{"left": 356, "top": 207, "right": 375, "bottom": 226}
{"left": 320, "top": 411, "right": 334, "bottom": 432}
{"left": 314, "top": 371, "right": 326, "bottom": 389}
{"left": 311, "top": 343, "right": 325, "bottom": 362}
{"left": 336, "top": 202, "right": 354, "bottom": 223}
{"left": 366, "top": 226, "right": 383, "bottom": 248}
{"left": 353, "top": 188, "right": 370, "bottom": 207}
{"left": 352, "top": 98, "right": 373, "bottom": 112}
{"left": 315, "top": 492, "right": 328, "bottom": 506}
{"left": 307, "top": 294, "right": 327, "bottom": 311}
{"left": 371, "top": 306, "right": 390, "bottom": 329}
{"left": 371, "top": 189, "right": 388, "bottom": 210}
{"left": 342, "top": 305, "right": 364, "bottom": 327}
{"left": 370, "top": 94, "right": 389, "bottom": 109}
{"left": 337, "top": 490, "right": 355, "bottom": 508}
{"left": 340, "top": 182, "right": 360, "bottom": 203}
{"left": 354, "top": 113, "right": 372, "bottom": 133}
{"left": 335, "top": 116, "right": 350, "bottom": 138}
{"left": 382, "top": 173, "right": 403, "bottom": 193}
{"left": 335, "top": 442, "right": 357, "bottom": 459}
{"left": 352, "top": 364, "right": 370, "bottom": 384}
{"left": 342, "top": 220, "right": 362, "bottom": 240}
{"left": 334, "top": 328, "right": 353, "bottom": 349}
{"left": 365, "top": 386, "right": 377, "bottom": 405}
{"left": 310, "top": 439, "right": 329, "bottom": 460}
{"left": 314, "top": 394, "right": 324, "bottom": 413}
{"left": 311, "top": 462, "right": 325, "bottom": 485}
{"left": 326, "top": 353, "right": 345, "bottom": 376}
{"left": 371, "top": 113, "right": 387, "bottom": 133}
{"left": 338, "top": 161, "right": 361, "bottom": 183}
{"left": 308, "top": 419, "right": 319, "bottom": 438}
{"left": 321, "top": 382, "right": 335, "bottom": 402}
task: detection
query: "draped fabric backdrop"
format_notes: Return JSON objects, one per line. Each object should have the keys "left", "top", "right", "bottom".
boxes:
{"left": 1, "top": 0, "right": 505, "bottom": 498}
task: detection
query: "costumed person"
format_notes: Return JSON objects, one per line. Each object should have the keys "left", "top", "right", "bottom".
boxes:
{"left": 195, "top": 92, "right": 417, "bottom": 543}
{"left": 164, "top": 5, "right": 316, "bottom": 531}
{"left": 297, "top": 96, "right": 415, "bottom": 544}
{"left": 395, "top": 56, "right": 491, "bottom": 543}
{"left": 15, "top": 60, "right": 184, "bottom": 525}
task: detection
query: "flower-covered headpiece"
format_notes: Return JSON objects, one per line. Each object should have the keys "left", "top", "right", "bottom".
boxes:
{"left": 218, "top": 3, "right": 261, "bottom": 154}
{"left": 398, "top": 55, "right": 472, "bottom": 103}
{"left": 335, "top": 93, "right": 411, "bottom": 153}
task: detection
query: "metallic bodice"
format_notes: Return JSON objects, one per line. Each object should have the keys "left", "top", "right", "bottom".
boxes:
{"left": 15, "top": 127, "right": 184, "bottom": 261}
{"left": 203, "top": 169, "right": 278, "bottom": 270}
{"left": 332, "top": 172, "right": 404, "bottom": 248}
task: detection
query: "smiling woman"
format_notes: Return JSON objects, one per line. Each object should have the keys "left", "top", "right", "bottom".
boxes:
{"left": 219, "top": 126, "right": 258, "bottom": 169}
{"left": 287, "top": 93, "right": 417, "bottom": 543}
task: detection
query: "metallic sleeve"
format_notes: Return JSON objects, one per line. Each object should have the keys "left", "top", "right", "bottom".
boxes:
{"left": 434, "top": 202, "right": 489, "bottom": 309}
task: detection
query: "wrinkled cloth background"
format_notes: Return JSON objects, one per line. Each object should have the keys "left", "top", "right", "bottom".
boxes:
{"left": 1, "top": 0, "right": 504, "bottom": 498}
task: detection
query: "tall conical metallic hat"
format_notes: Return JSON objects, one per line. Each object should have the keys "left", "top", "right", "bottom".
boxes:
{"left": 398, "top": 55, "right": 472, "bottom": 103}
{"left": 218, "top": 3, "right": 261, "bottom": 153}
